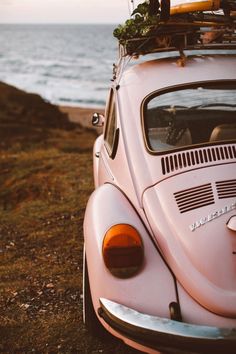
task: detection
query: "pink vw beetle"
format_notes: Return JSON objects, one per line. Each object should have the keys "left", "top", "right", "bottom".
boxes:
{"left": 83, "top": 2, "right": 236, "bottom": 353}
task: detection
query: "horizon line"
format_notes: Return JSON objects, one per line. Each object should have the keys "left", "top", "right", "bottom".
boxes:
{"left": 0, "top": 22, "right": 120, "bottom": 25}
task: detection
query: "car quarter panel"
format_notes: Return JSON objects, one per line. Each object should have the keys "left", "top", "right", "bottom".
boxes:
{"left": 93, "top": 134, "right": 103, "bottom": 188}
{"left": 83, "top": 183, "right": 177, "bottom": 320}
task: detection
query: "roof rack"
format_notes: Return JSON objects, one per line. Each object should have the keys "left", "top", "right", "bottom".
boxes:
{"left": 117, "top": 12, "right": 236, "bottom": 57}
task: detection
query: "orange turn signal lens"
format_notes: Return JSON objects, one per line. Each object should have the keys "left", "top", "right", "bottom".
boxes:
{"left": 102, "top": 224, "right": 144, "bottom": 278}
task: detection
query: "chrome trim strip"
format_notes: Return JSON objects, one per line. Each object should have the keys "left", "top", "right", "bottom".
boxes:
{"left": 99, "top": 298, "right": 236, "bottom": 353}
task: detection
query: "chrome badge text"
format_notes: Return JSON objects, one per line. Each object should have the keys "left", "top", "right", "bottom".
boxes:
{"left": 189, "top": 201, "right": 236, "bottom": 232}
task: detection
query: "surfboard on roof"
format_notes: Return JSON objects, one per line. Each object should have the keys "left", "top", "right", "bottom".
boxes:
{"left": 170, "top": 0, "right": 221, "bottom": 14}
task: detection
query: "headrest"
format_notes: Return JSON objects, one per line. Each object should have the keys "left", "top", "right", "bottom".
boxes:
{"left": 210, "top": 124, "right": 236, "bottom": 142}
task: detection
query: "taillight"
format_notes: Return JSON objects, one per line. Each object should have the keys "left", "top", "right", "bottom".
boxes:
{"left": 102, "top": 224, "right": 144, "bottom": 278}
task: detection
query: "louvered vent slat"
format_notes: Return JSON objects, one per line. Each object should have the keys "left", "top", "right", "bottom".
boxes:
{"left": 174, "top": 183, "right": 214, "bottom": 213}
{"left": 161, "top": 145, "right": 236, "bottom": 175}
{"left": 216, "top": 179, "right": 236, "bottom": 199}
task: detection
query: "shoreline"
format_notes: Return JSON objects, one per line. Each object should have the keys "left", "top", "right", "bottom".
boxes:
{"left": 59, "top": 105, "right": 104, "bottom": 129}
{"left": 0, "top": 80, "right": 104, "bottom": 133}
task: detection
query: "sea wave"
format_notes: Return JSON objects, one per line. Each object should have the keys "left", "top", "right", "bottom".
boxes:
{"left": 57, "top": 97, "right": 106, "bottom": 108}
{"left": 0, "top": 24, "right": 116, "bottom": 108}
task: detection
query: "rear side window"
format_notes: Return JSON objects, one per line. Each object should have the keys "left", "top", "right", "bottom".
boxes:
{"left": 143, "top": 81, "right": 236, "bottom": 153}
{"left": 104, "top": 91, "right": 117, "bottom": 156}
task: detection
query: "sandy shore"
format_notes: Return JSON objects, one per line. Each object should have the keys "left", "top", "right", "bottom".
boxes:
{"left": 59, "top": 105, "right": 104, "bottom": 130}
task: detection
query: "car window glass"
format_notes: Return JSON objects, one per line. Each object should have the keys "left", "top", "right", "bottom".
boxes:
{"left": 144, "top": 82, "right": 236, "bottom": 153}
{"left": 104, "top": 91, "right": 117, "bottom": 155}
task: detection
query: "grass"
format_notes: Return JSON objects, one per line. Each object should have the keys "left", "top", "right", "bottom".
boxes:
{"left": 0, "top": 82, "right": 140, "bottom": 353}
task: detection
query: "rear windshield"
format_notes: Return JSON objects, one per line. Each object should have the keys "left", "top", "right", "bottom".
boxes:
{"left": 143, "top": 82, "right": 236, "bottom": 153}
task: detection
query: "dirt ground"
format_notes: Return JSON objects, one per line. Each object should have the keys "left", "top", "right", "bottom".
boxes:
{"left": 0, "top": 82, "right": 141, "bottom": 354}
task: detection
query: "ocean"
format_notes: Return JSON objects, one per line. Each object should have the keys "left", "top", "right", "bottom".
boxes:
{"left": 0, "top": 24, "right": 118, "bottom": 108}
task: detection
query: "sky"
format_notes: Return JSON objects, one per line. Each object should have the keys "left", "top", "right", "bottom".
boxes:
{"left": 0, "top": 0, "right": 135, "bottom": 24}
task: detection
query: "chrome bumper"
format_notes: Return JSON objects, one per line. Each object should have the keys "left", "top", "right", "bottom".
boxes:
{"left": 99, "top": 298, "right": 236, "bottom": 354}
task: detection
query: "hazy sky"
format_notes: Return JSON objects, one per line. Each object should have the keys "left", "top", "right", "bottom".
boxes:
{"left": 0, "top": 0, "right": 133, "bottom": 24}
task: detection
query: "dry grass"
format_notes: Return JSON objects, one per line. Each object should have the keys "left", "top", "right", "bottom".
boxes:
{"left": 0, "top": 82, "right": 140, "bottom": 353}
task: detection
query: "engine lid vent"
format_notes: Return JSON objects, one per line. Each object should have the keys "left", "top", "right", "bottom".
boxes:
{"left": 216, "top": 179, "right": 236, "bottom": 199}
{"left": 161, "top": 144, "right": 236, "bottom": 175}
{"left": 174, "top": 183, "right": 214, "bottom": 213}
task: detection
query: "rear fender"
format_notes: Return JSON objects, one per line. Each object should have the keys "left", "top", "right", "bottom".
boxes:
{"left": 83, "top": 183, "right": 177, "bottom": 320}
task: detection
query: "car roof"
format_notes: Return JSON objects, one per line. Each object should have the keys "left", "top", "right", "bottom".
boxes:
{"left": 118, "top": 53, "right": 236, "bottom": 102}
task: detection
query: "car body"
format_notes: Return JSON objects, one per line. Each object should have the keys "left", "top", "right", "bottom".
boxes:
{"left": 83, "top": 6, "right": 236, "bottom": 353}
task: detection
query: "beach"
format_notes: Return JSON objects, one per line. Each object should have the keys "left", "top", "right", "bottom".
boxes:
{"left": 0, "top": 81, "right": 138, "bottom": 354}
{"left": 59, "top": 105, "right": 104, "bottom": 130}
